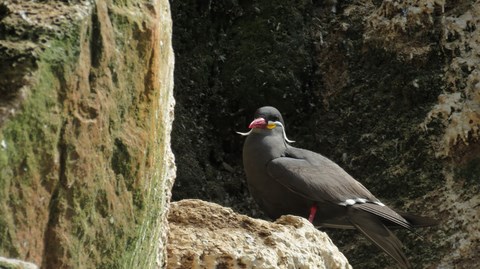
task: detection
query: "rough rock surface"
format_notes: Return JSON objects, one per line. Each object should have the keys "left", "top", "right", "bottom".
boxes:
{"left": 0, "top": 0, "right": 174, "bottom": 268}
{"left": 167, "top": 199, "right": 352, "bottom": 269}
{"left": 0, "top": 256, "right": 38, "bottom": 269}
{"left": 171, "top": 0, "right": 479, "bottom": 268}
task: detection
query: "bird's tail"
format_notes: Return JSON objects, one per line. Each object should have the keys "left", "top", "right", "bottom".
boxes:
{"left": 398, "top": 212, "right": 439, "bottom": 228}
{"left": 348, "top": 208, "right": 412, "bottom": 269}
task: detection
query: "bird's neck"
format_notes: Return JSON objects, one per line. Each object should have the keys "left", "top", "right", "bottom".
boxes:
{"left": 244, "top": 131, "right": 287, "bottom": 161}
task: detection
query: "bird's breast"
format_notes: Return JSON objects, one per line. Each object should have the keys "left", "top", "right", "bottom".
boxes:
{"left": 242, "top": 134, "right": 311, "bottom": 218}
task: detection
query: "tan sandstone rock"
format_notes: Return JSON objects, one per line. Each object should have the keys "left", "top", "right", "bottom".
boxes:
{"left": 167, "top": 199, "right": 352, "bottom": 269}
{"left": 0, "top": 256, "right": 38, "bottom": 269}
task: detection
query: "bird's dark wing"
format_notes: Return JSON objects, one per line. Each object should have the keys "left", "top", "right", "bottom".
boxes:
{"left": 266, "top": 146, "right": 377, "bottom": 203}
{"left": 267, "top": 146, "right": 411, "bottom": 229}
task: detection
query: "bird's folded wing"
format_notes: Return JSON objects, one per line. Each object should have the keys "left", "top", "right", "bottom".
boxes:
{"left": 266, "top": 149, "right": 376, "bottom": 203}
{"left": 266, "top": 148, "right": 412, "bottom": 229}
{"left": 354, "top": 203, "right": 411, "bottom": 229}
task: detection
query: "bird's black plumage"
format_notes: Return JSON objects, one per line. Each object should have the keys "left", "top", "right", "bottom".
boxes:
{"left": 240, "top": 106, "right": 437, "bottom": 269}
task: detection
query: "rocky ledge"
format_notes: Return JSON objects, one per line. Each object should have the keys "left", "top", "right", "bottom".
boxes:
{"left": 167, "top": 199, "right": 352, "bottom": 269}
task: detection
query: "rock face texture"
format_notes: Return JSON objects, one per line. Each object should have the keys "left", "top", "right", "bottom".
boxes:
{"left": 171, "top": 1, "right": 479, "bottom": 268}
{"left": 167, "top": 199, "right": 352, "bottom": 269}
{"left": 0, "top": 256, "right": 38, "bottom": 269}
{"left": 0, "top": 1, "right": 174, "bottom": 268}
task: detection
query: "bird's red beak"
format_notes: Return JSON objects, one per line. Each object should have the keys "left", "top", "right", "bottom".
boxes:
{"left": 249, "top": 117, "right": 267, "bottom": 129}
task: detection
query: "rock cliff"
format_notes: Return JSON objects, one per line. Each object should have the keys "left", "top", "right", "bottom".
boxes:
{"left": 171, "top": 0, "right": 479, "bottom": 268}
{"left": 1, "top": 0, "right": 479, "bottom": 268}
{"left": 0, "top": 0, "right": 174, "bottom": 268}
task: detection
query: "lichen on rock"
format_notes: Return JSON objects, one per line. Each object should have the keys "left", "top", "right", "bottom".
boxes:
{"left": 0, "top": 0, "right": 175, "bottom": 268}
{"left": 422, "top": 4, "right": 480, "bottom": 157}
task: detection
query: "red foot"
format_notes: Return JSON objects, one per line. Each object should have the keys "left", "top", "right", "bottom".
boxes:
{"left": 308, "top": 203, "right": 317, "bottom": 223}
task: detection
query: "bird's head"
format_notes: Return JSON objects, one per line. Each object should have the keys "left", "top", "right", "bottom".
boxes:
{"left": 237, "top": 106, "right": 294, "bottom": 143}
{"left": 249, "top": 106, "right": 285, "bottom": 129}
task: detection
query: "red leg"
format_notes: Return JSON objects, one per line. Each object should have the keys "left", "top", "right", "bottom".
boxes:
{"left": 308, "top": 203, "right": 317, "bottom": 223}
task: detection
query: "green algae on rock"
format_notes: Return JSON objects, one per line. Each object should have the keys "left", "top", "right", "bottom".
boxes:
{"left": 0, "top": 1, "right": 174, "bottom": 268}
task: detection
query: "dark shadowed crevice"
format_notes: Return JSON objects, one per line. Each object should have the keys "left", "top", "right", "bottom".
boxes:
{"left": 41, "top": 120, "right": 67, "bottom": 269}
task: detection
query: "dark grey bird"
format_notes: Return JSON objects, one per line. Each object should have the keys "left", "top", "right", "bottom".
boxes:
{"left": 238, "top": 106, "right": 437, "bottom": 269}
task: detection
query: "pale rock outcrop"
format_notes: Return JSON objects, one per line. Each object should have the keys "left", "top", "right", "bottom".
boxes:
{"left": 0, "top": 256, "right": 38, "bottom": 269}
{"left": 167, "top": 199, "right": 352, "bottom": 269}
